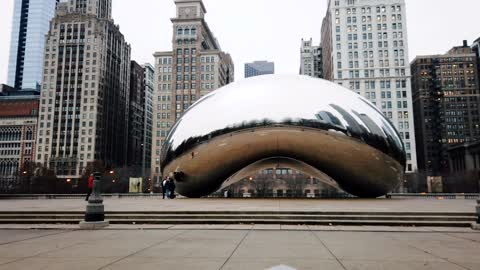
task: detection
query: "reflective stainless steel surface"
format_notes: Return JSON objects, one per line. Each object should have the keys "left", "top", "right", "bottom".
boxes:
{"left": 161, "top": 75, "right": 406, "bottom": 198}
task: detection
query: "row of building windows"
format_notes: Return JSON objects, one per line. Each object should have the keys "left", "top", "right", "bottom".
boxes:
{"left": 335, "top": 5, "right": 401, "bottom": 14}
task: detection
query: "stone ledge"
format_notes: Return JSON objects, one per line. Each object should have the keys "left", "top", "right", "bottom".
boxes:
{"left": 79, "top": 220, "right": 109, "bottom": 230}
{"left": 471, "top": 223, "right": 480, "bottom": 230}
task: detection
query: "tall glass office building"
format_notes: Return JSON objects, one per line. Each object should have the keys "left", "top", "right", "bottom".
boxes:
{"left": 7, "top": 0, "right": 59, "bottom": 90}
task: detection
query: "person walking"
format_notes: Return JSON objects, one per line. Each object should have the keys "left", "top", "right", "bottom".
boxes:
{"left": 164, "top": 178, "right": 172, "bottom": 199}
{"left": 161, "top": 177, "right": 168, "bottom": 199}
{"left": 85, "top": 174, "right": 94, "bottom": 201}
{"left": 169, "top": 178, "right": 176, "bottom": 199}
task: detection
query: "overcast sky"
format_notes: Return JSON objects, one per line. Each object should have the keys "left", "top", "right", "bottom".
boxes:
{"left": 1, "top": 0, "right": 480, "bottom": 83}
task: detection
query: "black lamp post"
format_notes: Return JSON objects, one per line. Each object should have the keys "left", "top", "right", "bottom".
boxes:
{"left": 79, "top": 171, "right": 109, "bottom": 229}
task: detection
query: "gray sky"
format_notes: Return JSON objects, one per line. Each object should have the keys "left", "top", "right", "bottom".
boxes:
{"left": 1, "top": 0, "right": 480, "bottom": 83}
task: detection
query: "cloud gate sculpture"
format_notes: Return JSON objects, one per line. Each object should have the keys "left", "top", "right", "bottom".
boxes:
{"left": 161, "top": 75, "right": 406, "bottom": 198}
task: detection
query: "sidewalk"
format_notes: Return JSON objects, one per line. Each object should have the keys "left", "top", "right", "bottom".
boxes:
{"left": 0, "top": 228, "right": 478, "bottom": 270}
{"left": 0, "top": 198, "right": 476, "bottom": 213}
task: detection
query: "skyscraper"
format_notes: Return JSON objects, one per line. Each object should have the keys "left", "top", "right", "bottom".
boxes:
{"left": 244, "top": 61, "right": 275, "bottom": 78}
{"left": 321, "top": 0, "right": 417, "bottom": 174}
{"left": 127, "top": 61, "right": 146, "bottom": 173}
{"left": 300, "top": 38, "right": 323, "bottom": 78}
{"left": 151, "top": 0, "right": 234, "bottom": 182}
{"left": 7, "top": 0, "right": 59, "bottom": 90}
{"left": 35, "top": 0, "right": 131, "bottom": 180}
{"left": 142, "top": 63, "right": 154, "bottom": 181}
{"left": 411, "top": 41, "right": 480, "bottom": 183}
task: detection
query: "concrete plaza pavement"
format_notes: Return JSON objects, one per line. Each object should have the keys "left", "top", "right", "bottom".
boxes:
{"left": 0, "top": 228, "right": 479, "bottom": 270}
{"left": 0, "top": 198, "right": 477, "bottom": 213}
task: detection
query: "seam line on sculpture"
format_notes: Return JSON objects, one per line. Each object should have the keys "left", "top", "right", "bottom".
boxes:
{"left": 309, "top": 228, "right": 348, "bottom": 270}
{"left": 218, "top": 229, "right": 251, "bottom": 270}
{"left": 96, "top": 230, "right": 188, "bottom": 270}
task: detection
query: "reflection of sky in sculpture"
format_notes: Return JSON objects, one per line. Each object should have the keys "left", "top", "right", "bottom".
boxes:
{"left": 162, "top": 75, "right": 405, "bottom": 168}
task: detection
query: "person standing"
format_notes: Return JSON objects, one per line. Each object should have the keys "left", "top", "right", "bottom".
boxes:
{"left": 169, "top": 178, "right": 176, "bottom": 199}
{"left": 164, "top": 178, "right": 172, "bottom": 199}
{"left": 161, "top": 177, "right": 168, "bottom": 199}
{"left": 85, "top": 174, "right": 94, "bottom": 201}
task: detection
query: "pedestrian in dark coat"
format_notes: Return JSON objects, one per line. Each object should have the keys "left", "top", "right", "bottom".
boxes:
{"left": 164, "top": 178, "right": 172, "bottom": 199}
{"left": 161, "top": 177, "right": 168, "bottom": 199}
{"left": 169, "top": 178, "right": 176, "bottom": 199}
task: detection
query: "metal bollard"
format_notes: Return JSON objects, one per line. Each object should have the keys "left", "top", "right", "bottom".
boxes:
{"left": 79, "top": 172, "right": 109, "bottom": 229}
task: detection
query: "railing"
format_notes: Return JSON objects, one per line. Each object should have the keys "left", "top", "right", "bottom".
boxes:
{"left": 0, "top": 193, "right": 165, "bottom": 200}
{"left": 387, "top": 193, "right": 479, "bottom": 200}
{"left": 0, "top": 193, "right": 478, "bottom": 200}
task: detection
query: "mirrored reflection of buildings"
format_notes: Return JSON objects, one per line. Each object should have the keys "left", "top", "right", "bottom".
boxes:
{"left": 7, "top": 0, "right": 60, "bottom": 91}
{"left": 244, "top": 61, "right": 275, "bottom": 78}
{"left": 223, "top": 169, "right": 348, "bottom": 198}
{"left": 35, "top": 0, "right": 131, "bottom": 181}
{"left": 320, "top": 0, "right": 418, "bottom": 175}
{"left": 300, "top": 38, "right": 323, "bottom": 78}
{"left": 0, "top": 85, "right": 39, "bottom": 193}
{"left": 151, "top": 0, "right": 234, "bottom": 184}
{"left": 411, "top": 41, "right": 480, "bottom": 192}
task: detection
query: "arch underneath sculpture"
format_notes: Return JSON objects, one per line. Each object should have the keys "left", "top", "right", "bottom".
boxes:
{"left": 220, "top": 157, "right": 341, "bottom": 192}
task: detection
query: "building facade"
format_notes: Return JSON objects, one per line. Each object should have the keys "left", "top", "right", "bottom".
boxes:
{"left": 8, "top": 0, "right": 59, "bottom": 90}
{"left": 151, "top": 0, "right": 234, "bottom": 182}
{"left": 320, "top": 0, "right": 417, "bottom": 174}
{"left": 300, "top": 38, "right": 323, "bottom": 78}
{"left": 245, "top": 61, "right": 275, "bottom": 78}
{"left": 142, "top": 64, "right": 154, "bottom": 180}
{"left": 446, "top": 141, "right": 480, "bottom": 193}
{"left": 411, "top": 41, "right": 480, "bottom": 186}
{"left": 35, "top": 0, "right": 131, "bottom": 180}
{"left": 0, "top": 95, "right": 39, "bottom": 193}
{"left": 127, "top": 61, "right": 145, "bottom": 173}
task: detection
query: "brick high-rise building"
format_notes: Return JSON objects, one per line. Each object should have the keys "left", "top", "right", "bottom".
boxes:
{"left": 35, "top": 0, "right": 131, "bottom": 180}
{"left": 411, "top": 41, "right": 480, "bottom": 183}
{"left": 0, "top": 89, "right": 39, "bottom": 193}
{"left": 320, "top": 0, "right": 418, "bottom": 174}
{"left": 151, "top": 0, "right": 234, "bottom": 182}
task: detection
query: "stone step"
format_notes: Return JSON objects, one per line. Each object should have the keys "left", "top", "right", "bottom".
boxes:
{"left": 0, "top": 211, "right": 475, "bottom": 216}
{"left": 0, "top": 214, "right": 475, "bottom": 222}
{"left": 0, "top": 218, "right": 472, "bottom": 227}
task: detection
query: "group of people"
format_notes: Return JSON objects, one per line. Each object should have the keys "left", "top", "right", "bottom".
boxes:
{"left": 162, "top": 177, "right": 176, "bottom": 199}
